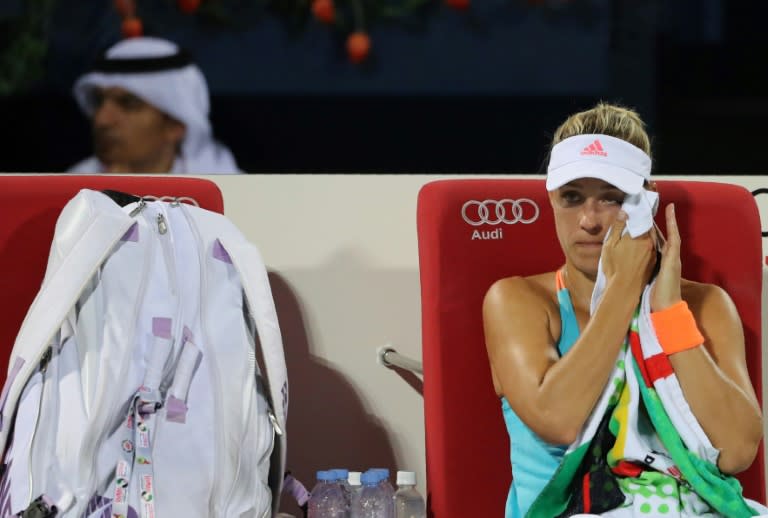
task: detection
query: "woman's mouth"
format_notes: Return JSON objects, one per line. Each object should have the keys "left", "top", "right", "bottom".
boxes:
{"left": 575, "top": 241, "right": 603, "bottom": 249}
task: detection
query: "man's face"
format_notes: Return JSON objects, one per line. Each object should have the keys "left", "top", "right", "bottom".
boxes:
{"left": 89, "top": 86, "right": 185, "bottom": 173}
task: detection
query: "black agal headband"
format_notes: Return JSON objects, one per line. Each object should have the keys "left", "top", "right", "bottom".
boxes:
{"left": 91, "top": 48, "right": 193, "bottom": 74}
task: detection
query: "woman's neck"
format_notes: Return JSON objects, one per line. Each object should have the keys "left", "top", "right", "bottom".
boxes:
{"left": 564, "top": 264, "right": 596, "bottom": 312}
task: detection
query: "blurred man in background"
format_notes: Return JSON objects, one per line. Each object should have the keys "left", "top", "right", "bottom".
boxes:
{"left": 68, "top": 36, "right": 242, "bottom": 174}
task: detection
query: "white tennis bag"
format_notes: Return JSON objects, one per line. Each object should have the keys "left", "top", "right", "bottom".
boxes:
{"left": 0, "top": 189, "right": 288, "bottom": 517}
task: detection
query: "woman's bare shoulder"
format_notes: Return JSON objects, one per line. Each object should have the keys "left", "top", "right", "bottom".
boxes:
{"left": 484, "top": 271, "right": 562, "bottom": 397}
{"left": 680, "top": 278, "right": 740, "bottom": 326}
{"left": 484, "top": 271, "right": 558, "bottom": 312}
{"left": 681, "top": 278, "right": 732, "bottom": 306}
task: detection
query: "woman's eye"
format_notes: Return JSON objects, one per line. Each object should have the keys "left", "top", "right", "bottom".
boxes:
{"left": 600, "top": 195, "right": 626, "bottom": 205}
{"left": 561, "top": 191, "right": 582, "bottom": 204}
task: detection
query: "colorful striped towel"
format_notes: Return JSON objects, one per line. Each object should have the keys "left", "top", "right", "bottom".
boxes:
{"left": 526, "top": 280, "right": 767, "bottom": 517}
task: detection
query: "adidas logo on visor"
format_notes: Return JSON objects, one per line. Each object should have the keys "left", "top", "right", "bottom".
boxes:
{"left": 579, "top": 139, "right": 608, "bottom": 157}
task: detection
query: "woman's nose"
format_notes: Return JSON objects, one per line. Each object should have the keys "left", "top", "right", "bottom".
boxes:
{"left": 579, "top": 200, "right": 604, "bottom": 234}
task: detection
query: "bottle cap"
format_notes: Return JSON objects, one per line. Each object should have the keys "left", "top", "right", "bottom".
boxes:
{"left": 348, "top": 471, "right": 362, "bottom": 486}
{"left": 371, "top": 468, "right": 390, "bottom": 480}
{"left": 396, "top": 471, "right": 416, "bottom": 486}
{"left": 360, "top": 471, "right": 379, "bottom": 486}
{"left": 330, "top": 468, "right": 349, "bottom": 481}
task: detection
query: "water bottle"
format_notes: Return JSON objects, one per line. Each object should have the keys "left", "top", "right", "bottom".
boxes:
{"left": 308, "top": 470, "right": 329, "bottom": 518}
{"left": 353, "top": 470, "right": 387, "bottom": 518}
{"left": 394, "top": 471, "right": 425, "bottom": 518}
{"left": 372, "top": 468, "right": 394, "bottom": 518}
{"left": 308, "top": 470, "right": 347, "bottom": 518}
{"left": 348, "top": 471, "right": 363, "bottom": 517}
{"left": 330, "top": 468, "right": 352, "bottom": 516}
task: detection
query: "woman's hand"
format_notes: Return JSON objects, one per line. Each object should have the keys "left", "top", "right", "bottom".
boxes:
{"left": 602, "top": 210, "right": 657, "bottom": 294}
{"left": 651, "top": 203, "right": 683, "bottom": 311}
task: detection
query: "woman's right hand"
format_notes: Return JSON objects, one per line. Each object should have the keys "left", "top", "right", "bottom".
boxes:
{"left": 600, "top": 210, "right": 656, "bottom": 294}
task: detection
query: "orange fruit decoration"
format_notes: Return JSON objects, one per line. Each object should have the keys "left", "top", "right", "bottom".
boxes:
{"left": 178, "top": 0, "right": 202, "bottom": 14}
{"left": 346, "top": 32, "right": 371, "bottom": 64}
{"left": 114, "top": 0, "right": 135, "bottom": 18}
{"left": 312, "top": 0, "right": 336, "bottom": 24}
{"left": 121, "top": 17, "right": 144, "bottom": 38}
{"left": 445, "top": 0, "right": 470, "bottom": 9}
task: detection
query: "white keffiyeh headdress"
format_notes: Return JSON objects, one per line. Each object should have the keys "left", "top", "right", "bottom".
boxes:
{"left": 72, "top": 37, "right": 241, "bottom": 174}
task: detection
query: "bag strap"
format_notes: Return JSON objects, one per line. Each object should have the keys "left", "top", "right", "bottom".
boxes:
{"left": 0, "top": 190, "right": 133, "bottom": 452}
{"left": 181, "top": 205, "right": 288, "bottom": 514}
{"left": 221, "top": 233, "right": 288, "bottom": 426}
{"left": 219, "top": 232, "right": 288, "bottom": 511}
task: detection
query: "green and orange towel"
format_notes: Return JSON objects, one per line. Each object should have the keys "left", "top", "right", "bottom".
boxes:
{"left": 527, "top": 284, "right": 767, "bottom": 517}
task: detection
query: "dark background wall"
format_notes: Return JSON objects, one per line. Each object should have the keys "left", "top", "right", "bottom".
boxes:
{"left": 1, "top": 0, "right": 765, "bottom": 174}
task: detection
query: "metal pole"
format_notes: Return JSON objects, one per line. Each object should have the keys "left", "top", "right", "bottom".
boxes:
{"left": 377, "top": 346, "right": 423, "bottom": 375}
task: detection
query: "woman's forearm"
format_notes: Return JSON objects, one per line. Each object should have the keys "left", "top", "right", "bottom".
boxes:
{"left": 533, "top": 280, "right": 641, "bottom": 444}
{"left": 670, "top": 349, "right": 763, "bottom": 474}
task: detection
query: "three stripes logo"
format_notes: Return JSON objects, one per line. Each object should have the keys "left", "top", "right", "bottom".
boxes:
{"left": 580, "top": 139, "right": 608, "bottom": 157}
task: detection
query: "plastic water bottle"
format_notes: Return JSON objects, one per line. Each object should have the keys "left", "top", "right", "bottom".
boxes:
{"left": 308, "top": 470, "right": 347, "bottom": 518}
{"left": 308, "top": 470, "right": 329, "bottom": 518}
{"left": 372, "top": 468, "right": 394, "bottom": 518}
{"left": 394, "top": 471, "right": 425, "bottom": 518}
{"left": 354, "top": 470, "right": 389, "bottom": 518}
{"left": 330, "top": 468, "right": 352, "bottom": 516}
{"left": 348, "top": 471, "right": 363, "bottom": 517}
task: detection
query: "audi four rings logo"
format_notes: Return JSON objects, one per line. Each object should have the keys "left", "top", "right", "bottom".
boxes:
{"left": 461, "top": 199, "right": 540, "bottom": 226}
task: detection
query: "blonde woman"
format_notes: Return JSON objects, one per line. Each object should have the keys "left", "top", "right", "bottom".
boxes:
{"left": 483, "top": 103, "right": 763, "bottom": 517}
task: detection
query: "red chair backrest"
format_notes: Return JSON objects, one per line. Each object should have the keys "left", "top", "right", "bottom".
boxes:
{"left": 416, "top": 179, "right": 765, "bottom": 517}
{"left": 0, "top": 175, "right": 224, "bottom": 385}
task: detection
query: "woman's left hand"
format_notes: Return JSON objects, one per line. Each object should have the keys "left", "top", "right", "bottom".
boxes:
{"left": 651, "top": 203, "right": 683, "bottom": 311}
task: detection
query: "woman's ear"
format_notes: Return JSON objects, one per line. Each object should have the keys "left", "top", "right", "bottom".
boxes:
{"left": 646, "top": 180, "right": 658, "bottom": 193}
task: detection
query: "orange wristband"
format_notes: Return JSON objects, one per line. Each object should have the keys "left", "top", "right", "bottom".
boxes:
{"left": 650, "top": 301, "right": 704, "bottom": 355}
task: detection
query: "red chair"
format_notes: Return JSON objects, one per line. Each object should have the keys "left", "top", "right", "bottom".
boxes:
{"left": 416, "top": 179, "right": 765, "bottom": 517}
{"left": 0, "top": 175, "right": 224, "bottom": 385}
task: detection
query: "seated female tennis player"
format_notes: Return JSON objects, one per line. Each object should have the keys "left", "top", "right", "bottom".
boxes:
{"left": 483, "top": 102, "right": 765, "bottom": 517}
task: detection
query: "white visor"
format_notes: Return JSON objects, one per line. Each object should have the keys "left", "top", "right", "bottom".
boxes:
{"left": 546, "top": 134, "right": 651, "bottom": 194}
